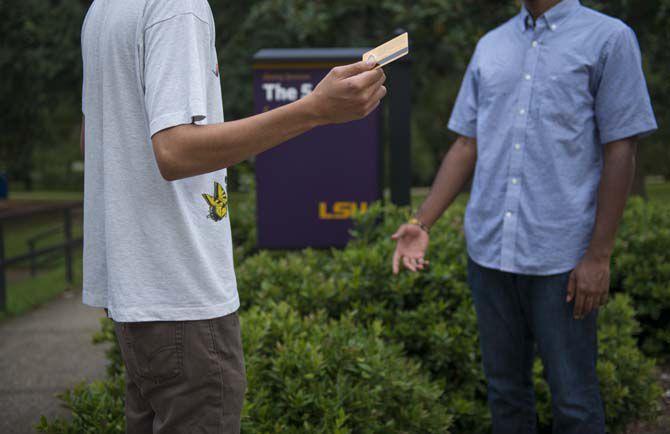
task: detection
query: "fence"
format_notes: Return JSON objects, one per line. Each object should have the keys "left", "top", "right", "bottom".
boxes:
{"left": 0, "top": 200, "right": 83, "bottom": 311}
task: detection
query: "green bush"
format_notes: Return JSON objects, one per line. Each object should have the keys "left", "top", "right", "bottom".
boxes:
{"left": 39, "top": 201, "right": 664, "bottom": 433}
{"left": 229, "top": 189, "right": 256, "bottom": 265}
{"left": 241, "top": 302, "right": 452, "bottom": 433}
{"left": 92, "top": 318, "right": 123, "bottom": 379}
{"left": 612, "top": 197, "right": 670, "bottom": 359}
{"left": 237, "top": 203, "right": 661, "bottom": 433}
{"left": 39, "top": 304, "right": 452, "bottom": 434}
{"left": 35, "top": 374, "right": 125, "bottom": 434}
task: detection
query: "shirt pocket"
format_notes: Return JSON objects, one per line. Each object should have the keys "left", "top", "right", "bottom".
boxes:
{"left": 539, "top": 65, "right": 593, "bottom": 133}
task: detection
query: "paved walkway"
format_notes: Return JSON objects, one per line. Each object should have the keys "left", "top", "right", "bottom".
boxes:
{"left": 0, "top": 290, "right": 109, "bottom": 434}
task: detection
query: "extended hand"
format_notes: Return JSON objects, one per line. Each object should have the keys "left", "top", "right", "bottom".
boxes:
{"left": 306, "top": 58, "right": 387, "bottom": 125}
{"left": 567, "top": 254, "right": 611, "bottom": 319}
{"left": 391, "top": 224, "right": 430, "bottom": 274}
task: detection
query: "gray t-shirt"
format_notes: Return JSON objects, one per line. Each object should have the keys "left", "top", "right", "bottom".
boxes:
{"left": 81, "top": 0, "right": 238, "bottom": 321}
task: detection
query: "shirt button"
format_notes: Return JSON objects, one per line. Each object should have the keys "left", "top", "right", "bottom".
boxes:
{"left": 532, "top": 41, "right": 539, "bottom": 47}
{"left": 505, "top": 211, "right": 513, "bottom": 218}
{"left": 519, "top": 109, "right": 526, "bottom": 115}
{"left": 512, "top": 178, "right": 519, "bottom": 185}
{"left": 514, "top": 143, "right": 521, "bottom": 150}
{"left": 551, "top": 24, "right": 557, "bottom": 31}
{"left": 524, "top": 74, "right": 532, "bottom": 80}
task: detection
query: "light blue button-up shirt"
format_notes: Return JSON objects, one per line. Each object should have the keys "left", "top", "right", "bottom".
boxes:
{"left": 448, "top": 0, "right": 657, "bottom": 275}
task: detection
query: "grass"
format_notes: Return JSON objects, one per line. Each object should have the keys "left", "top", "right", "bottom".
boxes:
{"left": 0, "top": 253, "right": 82, "bottom": 320}
{"left": 9, "top": 190, "right": 83, "bottom": 201}
{"left": 2, "top": 190, "right": 84, "bottom": 320}
{"left": 647, "top": 181, "right": 670, "bottom": 204}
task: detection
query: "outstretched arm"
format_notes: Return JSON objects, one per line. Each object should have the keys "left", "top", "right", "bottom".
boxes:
{"left": 152, "top": 61, "right": 386, "bottom": 181}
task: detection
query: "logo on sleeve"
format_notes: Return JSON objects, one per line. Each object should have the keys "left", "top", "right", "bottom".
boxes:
{"left": 202, "top": 180, "right": 228, "bottom": 222}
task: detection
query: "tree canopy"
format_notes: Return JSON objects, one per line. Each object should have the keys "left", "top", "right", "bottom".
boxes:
{"left": 1, "top": 0, "right": 667, "bottom": 188}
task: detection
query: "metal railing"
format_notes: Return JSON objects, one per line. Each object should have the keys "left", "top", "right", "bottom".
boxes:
{"left": 0, "top": 200, "right": 83, "bottom": 311}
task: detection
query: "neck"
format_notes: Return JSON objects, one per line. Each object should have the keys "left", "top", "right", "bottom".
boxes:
{"left": 524, "top": 0, "right": 562, "bottom": 20}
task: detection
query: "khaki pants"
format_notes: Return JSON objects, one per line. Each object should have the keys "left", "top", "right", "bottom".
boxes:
{"left": 114, "top": 312, "right": 246, "bottom": 434}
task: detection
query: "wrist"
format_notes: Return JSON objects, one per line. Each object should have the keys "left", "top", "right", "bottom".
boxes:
{"left": 584, "top": 247, "right": 612, "bottom": 264}
{"left": 299, "top": 93, "right": 327, "bottom": 129}
{"left": 408, "top": 216, "right": 430, "bottom": 234}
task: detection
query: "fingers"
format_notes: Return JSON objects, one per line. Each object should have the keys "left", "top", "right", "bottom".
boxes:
{"left": 403, "top": 256, "right": 417, "bottom": 272}
{"left": 415, "top": 257, "right": 429, "bottom": 271}
{"left": 393, "top": 253, "right": 429, "bottom": 274}
{"left": 573, "top": 290, "right": 586, "bottom": 320}
{"left": 392, "top": 250, "right": 400, "bottom": 275}
{"left": 370, "top": 85, "right": 388, "bottom": 104}
{"left": 574, "top": 291, "right": 596, "bottom": 320}
{"left": 347, "top": 68, "right": 386, "bottom": 91}
{"left": 566, "top": 271, "right": 576, "bottom": 303}
{"left": 334, "top": 58, "right": 377, "bottom": 78}
{"left": 582, "top": 295, "right": 596, "bottom": 318}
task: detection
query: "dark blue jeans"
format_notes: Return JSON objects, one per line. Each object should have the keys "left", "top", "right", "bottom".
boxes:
{"left": 467, "top": 258, "right": 605, "bottom": 434}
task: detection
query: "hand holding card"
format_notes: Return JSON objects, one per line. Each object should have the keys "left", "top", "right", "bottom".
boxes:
{"left": 363, "top": 33, "right": 409, "bottom": 69}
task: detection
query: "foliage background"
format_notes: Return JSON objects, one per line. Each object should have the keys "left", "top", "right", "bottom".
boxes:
{"left": 1, "top": 0, "right": 668, "bottom": 188}
{"left": 37, "top": 197, "right": 667, "bottom": 433}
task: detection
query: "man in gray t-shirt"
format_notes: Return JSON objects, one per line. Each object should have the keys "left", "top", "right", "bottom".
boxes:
{"left": 81, "top": 0, "right": 386, "bottom": 432}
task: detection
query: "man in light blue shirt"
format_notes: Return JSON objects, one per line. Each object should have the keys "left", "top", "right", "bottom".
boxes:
{"left": 391, "top": 0, "right": 657, "bottom": 432}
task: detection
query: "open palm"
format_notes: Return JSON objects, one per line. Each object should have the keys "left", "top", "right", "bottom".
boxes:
{"left": 391, "top": 224, "right": 430, "bottom": 274}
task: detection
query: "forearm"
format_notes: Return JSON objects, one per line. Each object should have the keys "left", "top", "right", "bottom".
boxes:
{"left": 154, "top": 97, "right": 319, "bottom": 180}
{"left": 416, "top": 136, "right": 477, "bottom": 228}
{"left": 585, "top": 138, "right": 637, "bottom": 260}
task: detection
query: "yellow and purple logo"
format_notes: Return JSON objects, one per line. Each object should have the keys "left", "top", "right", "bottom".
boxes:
{"left": 318, "top": 201, "right": 369, "bottom": 220}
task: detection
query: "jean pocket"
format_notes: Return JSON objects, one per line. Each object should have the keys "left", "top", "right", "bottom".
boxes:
{"left": 121, "top": 321, "right": 184, "bottom": 385}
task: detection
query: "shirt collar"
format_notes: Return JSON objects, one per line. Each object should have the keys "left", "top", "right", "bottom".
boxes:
{"left": 518, "top": 0, "right": 581, "bottom": 32}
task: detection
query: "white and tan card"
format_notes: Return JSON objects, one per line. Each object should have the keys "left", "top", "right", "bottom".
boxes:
{"left": 363, "top": 33, "right": 409, "bottom": 68}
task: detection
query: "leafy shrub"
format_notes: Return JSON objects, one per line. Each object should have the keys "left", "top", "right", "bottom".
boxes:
{"left": 612, "top": 197, "right": 670, "bottom": 359}
{"left": 35, "top": 374, "right": 125, "bottom": 434}
{"left": 40, "top": 200, "right": 664, "bottom": 433}
{"left": 39, "top": 303, "right": 452, "bottom": 433}
{"left": 241, "top": 302, "right": 452, "bottom": 433}
{"left": 237, "top": 203, "right": 661, "bottom": 433}
{"left": 229, "top": 174, "right": 258, "bottom": 263}
{"left": 92, "top": 318, "right": 123, "bottom": 378}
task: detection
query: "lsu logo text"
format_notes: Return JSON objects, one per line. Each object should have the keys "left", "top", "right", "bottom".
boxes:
{"left": 318, "top": 201, "right": 369, "bottom": 220}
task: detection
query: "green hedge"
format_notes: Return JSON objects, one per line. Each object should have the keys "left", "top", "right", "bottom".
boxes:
{"left": 241, "top": 303, "right": 452, "bottom": 433}
{"left": 612, "top": 197, "right": 670, "bottom": 359}
{"left": 35, "top": 374, "right": 125, "bottom": 434}
{"left": 39, "top": 200, "right": 664, "bottom": 433}
{"left": 38, "top": 304, "right": 452, "bottom": 433}
{"left": 236, "top": 203, "right": 661, "bottom": 433}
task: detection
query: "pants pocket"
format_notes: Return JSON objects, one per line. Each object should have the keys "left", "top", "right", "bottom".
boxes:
{"left": 118, "top": 321, "right": 184, "bottom": 385}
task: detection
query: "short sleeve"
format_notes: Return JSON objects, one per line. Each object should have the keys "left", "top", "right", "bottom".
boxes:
{"left": 595, "top": 26, "right": 657, "bottom": 145}
{"left": 448, "top": 47, "right": 480, "bottom": 138}
{"left": 144, "top": 13, "right": 212, "bottom": 137}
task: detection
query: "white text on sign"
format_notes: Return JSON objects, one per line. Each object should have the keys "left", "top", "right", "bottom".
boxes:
{"left": 262, "top": 83, "right": 313, "bottom": 102}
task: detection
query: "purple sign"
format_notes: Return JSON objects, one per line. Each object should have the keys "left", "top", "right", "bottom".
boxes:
{"left": 253, "top": 51, "right": 381, "bottom": 249}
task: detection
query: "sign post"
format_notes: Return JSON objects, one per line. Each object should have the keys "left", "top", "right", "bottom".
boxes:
{"left": 253, "top": 49, "right": 383, "bottom": 249}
